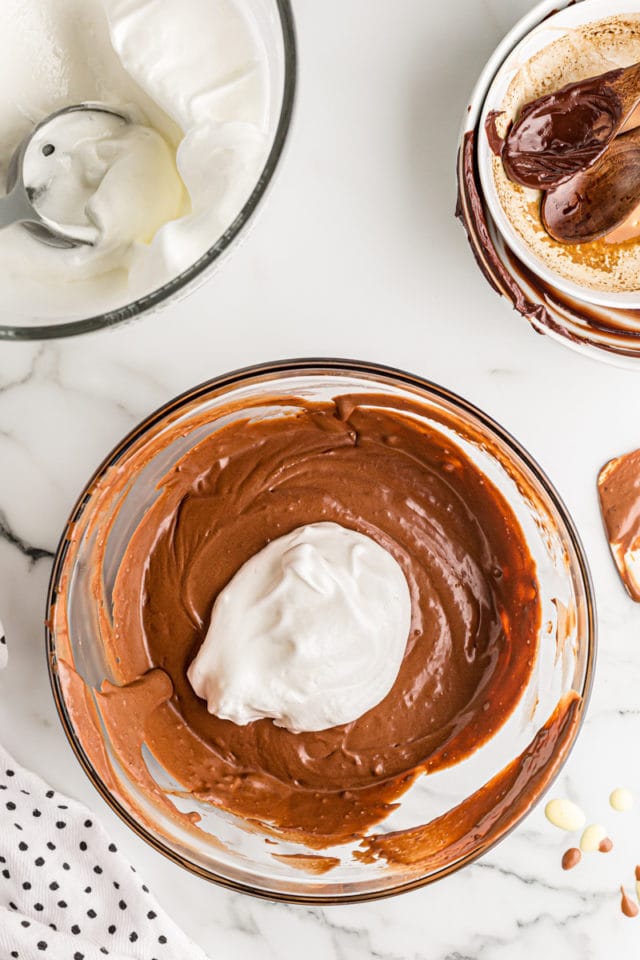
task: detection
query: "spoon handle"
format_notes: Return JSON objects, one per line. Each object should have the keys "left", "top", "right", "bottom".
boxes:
{"left": 0, "top": 184, "right": 35, "bottom": 231}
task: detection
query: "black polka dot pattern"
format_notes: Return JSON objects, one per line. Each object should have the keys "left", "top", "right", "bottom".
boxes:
{"left": 0, "top": 746, "right": 204, "bottom": 960}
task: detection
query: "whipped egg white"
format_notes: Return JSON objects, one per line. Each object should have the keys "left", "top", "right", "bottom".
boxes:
{"left": 187, "top": 522, "right": 412, "bottom": 734}
{"left": 0, "top": 0, "right": 270, "bottom": 321}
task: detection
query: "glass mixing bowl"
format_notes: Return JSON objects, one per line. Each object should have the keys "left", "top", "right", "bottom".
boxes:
{"left": 46, "top": 360, "right": 595, "bottom": 903}
{"left": 1, "top": 0, "right": 296, "bottom": 341}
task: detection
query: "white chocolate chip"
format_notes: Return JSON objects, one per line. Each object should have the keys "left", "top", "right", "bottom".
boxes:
{"left": 610, "top": 787, "right": 633, "bottom": 813}
{"left": 544, "top": 798, "right": 586, "bottom": 832}
{"left": 579, "top": 823, "right": 607, "bottom": 853}
{"left": 636, "top": 881, "right": 640, "bottom": 904}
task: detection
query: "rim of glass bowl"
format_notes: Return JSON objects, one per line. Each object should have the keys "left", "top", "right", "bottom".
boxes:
{"left": 0, "top": 0, "right": 297, "bottom": 342}
{"left": 46, "top": 358, "right": 597, "bottom": 903}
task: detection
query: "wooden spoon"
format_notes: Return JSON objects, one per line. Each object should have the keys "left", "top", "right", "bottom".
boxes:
{"left": 503, "top": 61, "right": 640, "bottom": 190}
{"left": 541, "top": 125, "right": 640, "bottom": 244}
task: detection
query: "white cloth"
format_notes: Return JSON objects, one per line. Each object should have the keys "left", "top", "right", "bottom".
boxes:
{"left": 0, "top": 621, "right": 208, "bottom": 960}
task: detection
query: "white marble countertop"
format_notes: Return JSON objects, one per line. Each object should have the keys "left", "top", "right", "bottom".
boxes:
{"left": 2, "top": 0, "right": 640, "bottom": 956}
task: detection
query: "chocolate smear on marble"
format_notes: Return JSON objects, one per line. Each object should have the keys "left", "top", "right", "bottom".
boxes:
{"left": 598, "top": 448, "right": 640, "bottom": 602}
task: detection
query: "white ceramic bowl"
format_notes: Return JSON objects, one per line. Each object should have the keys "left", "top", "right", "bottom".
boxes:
{"left": 478, "top": 0, "right": 640, "bottom": 311}
{"left": 458, "top": 0, "right": 640, "bottom": 366}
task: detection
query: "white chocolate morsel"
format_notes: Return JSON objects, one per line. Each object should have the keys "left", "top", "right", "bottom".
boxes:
{"left": 188, "top": 522, "right": 412, "bottom": 734}
{"left": 610, "top": 787, "right": 634, "bottom": 813}
{"left": 544, "top": 798, "right": 586, "bottom": 832}
{"left": 580, "top": 823, "right": 607, "bottom": 853}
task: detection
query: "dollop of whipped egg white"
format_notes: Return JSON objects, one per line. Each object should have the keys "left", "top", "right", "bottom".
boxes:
{"left": 188, "top": 523, "right": 412, "bottom": 734}
{"left": 24, "top": 110, "right": 184, "bottom": 249}
{"left": 0, "top": 0, "right": 269, "bottom": 320}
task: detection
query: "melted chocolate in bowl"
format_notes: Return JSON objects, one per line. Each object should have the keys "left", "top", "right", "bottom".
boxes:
{"left": 48, "top": 363, "right": 594, "bottom": 901}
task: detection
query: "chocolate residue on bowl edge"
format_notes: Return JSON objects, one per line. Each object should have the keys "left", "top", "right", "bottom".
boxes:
{"left": 456, "top": 129, "right": 640, "bottom": 357}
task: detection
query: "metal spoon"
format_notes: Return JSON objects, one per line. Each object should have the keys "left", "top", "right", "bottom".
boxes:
{"left": 541, "top": 125, "right": 640, "bottom": 244}
{"left": 0, "top": 103, "right": 129, "bottom": 249}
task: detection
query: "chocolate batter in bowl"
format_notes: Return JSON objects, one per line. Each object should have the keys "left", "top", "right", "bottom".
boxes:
{"left": 47, "top": 360, "right": 594, "bottom": 902}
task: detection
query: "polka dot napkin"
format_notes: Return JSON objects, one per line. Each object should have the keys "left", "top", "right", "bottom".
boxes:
{"left": 0, "top": 621, "right": 208, "bottom": 960}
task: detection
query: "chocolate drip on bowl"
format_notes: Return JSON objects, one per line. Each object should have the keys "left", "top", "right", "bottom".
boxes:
{"left": 457, "top": 129, "right": 640, "bottom": 359}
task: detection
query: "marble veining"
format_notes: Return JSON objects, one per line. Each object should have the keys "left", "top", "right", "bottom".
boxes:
{"left": 0, "top": 512, "right": 54, "bottom": 565}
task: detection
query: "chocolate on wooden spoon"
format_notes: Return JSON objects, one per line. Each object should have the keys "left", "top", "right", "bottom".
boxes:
{"left": 541, "top": 126, "right": 640, "bottom": 244}
{"left": 503, "top": 62, "right": 640, "bottom": 189}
